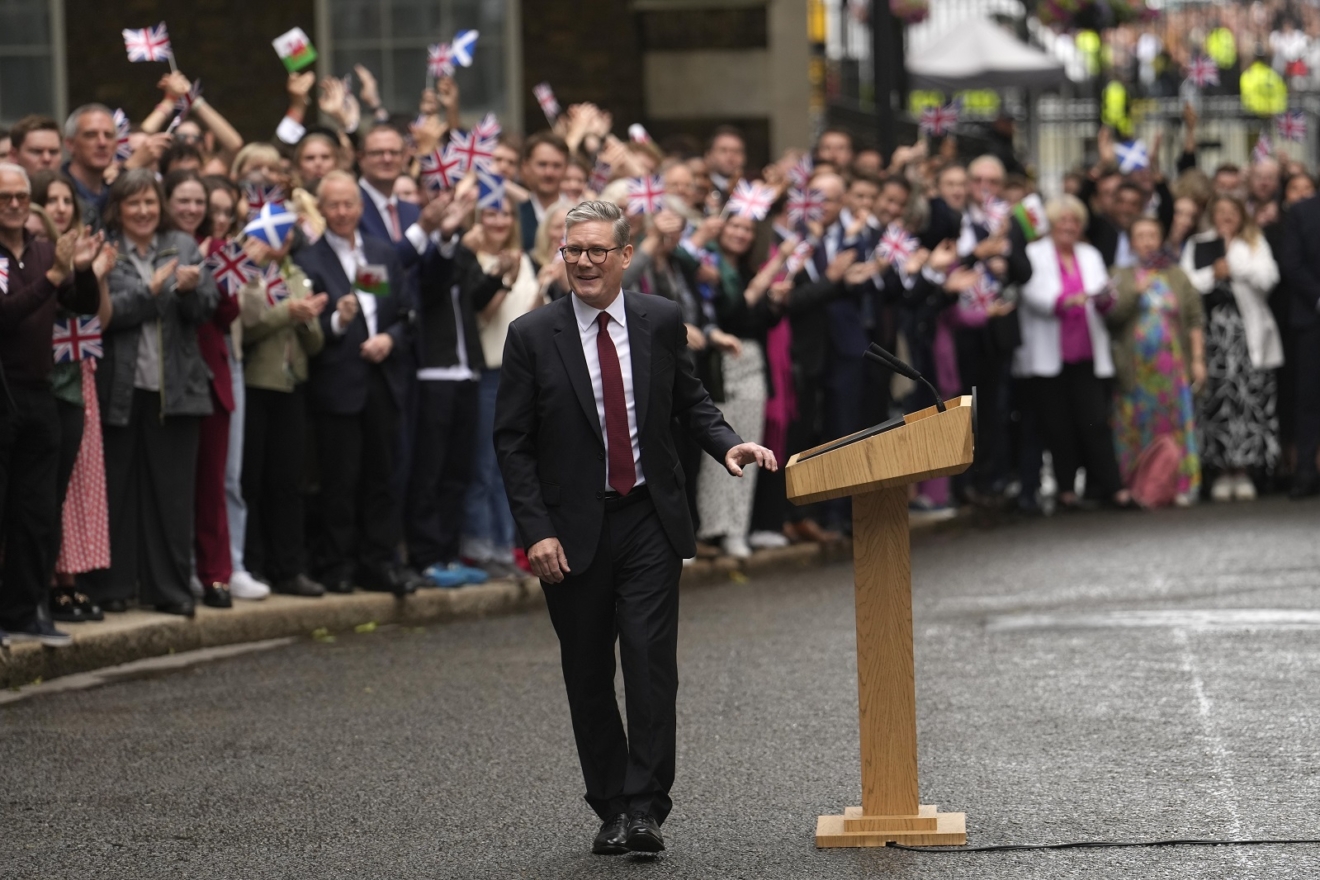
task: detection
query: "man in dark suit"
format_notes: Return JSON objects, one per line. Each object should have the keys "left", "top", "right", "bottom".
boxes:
{"left": 1276, "top": 194, "right": 1320, "bottom": 499}
{"left": 516, "top": 131, "right": 569, "bottom": 251}
{"left": 294, "top": 170, "right": 419, "bottom": 596}
{"left": 356, "top": 125, "right": 427, "bottom": 268}
{"left": 494, "top": 200, "right": 775, "bottom": 855}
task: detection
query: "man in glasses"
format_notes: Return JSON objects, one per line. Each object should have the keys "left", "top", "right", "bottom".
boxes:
{"left": 495, "top": 200, "right": 776, "bottom": 855}
{"left": 0, "top": 162, "right": 107, "bottom": 647}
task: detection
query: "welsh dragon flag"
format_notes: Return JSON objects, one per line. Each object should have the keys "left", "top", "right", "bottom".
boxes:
{"left": 272, "top": 27, "right": 318, "bottom": 72}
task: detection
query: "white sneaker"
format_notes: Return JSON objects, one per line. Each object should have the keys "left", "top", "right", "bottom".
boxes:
{"left": 1210, "top": 476, "right": 1234, "bottom": 502}
{"left": 1174, "top": 493, "right": 1194, "bottom": 508}
{"left": 722, "top": 535, "right": 752, "bottom": 559}
{"left": 1233, "top": 474, "right": 1257, "bottom": 501}
{"left": 748, "top": 530, "right": 790, "bottom": 550}
{"left": 229, "top": 571, "right": 271, "bottom": 601}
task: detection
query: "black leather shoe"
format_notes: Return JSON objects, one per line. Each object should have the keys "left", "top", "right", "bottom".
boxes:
{"left": 202, "top": 582, "right": 233, "bottom": 609}
{"left": 274, "top": 574, "right": 327, "bottom": 597}
{"left": 155, "top": 600, "right": 196, "bottom": 618}
{"left": 623, "top": 811, "right": 664, "bottom": 853}
{"left": 591, "top": 813, "right": 630, "bottom": 855}
{"left": 1289, "top": 474, "right": 1319, "bottom": 500}
{"left": 51, "top": 587, "right": 90, "bottom": 623}
{"left": 72, "top": 591, "right": 104, "bottom": 621}
{"left": 358, "top": 564, "right": 415, "bottom": 597}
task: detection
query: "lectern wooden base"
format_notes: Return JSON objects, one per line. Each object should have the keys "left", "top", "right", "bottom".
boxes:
{"left": 816, "top": 805, "right": 967, "bottom": 847}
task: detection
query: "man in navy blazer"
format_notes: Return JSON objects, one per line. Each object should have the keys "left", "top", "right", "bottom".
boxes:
{"left": 356, "top": 125, "right": 428, "bottom": 268}
{"left": 294, "top": 170, "right": 419, "bottom": 596}
{"left": 1276, "top": 193, "right": 1320, "bottom": 499}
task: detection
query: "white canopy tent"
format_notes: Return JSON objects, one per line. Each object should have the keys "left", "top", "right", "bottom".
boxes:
{"left": 907, "top": 18, "right": 1068, "bottom": 91}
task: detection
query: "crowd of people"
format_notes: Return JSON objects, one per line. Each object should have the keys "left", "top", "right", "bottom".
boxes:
{"left": 1, "top": 57, "right": 1318, "bottom": 648}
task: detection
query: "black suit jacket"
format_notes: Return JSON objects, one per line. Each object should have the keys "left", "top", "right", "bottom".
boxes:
{"left": 1277, "top": 195, "right": 1320, "bottom": 330}
{"left": 295, "top": 233, "right": 409, "bottom": 415}
{"left": 494, "top": 291, "right": 742, "bottom": 572}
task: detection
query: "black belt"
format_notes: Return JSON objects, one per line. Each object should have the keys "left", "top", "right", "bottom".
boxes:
{"left": 603, "top": 483, "right": 650, "bottom": 511}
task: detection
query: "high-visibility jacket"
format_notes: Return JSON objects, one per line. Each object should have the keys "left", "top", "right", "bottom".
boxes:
{"left": 1206, "top": 27, "right": 1237, "bottom": 69}
{"left": 1241, "top": 61, "right": 1288, "bottom": 116}
{"left": 1102, "top": 81, "right": 1133, "bottom": 138}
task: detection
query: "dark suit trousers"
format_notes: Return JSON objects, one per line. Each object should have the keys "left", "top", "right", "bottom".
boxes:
{"left": 243, "top": 386, "right": 308, "bottom": 582}
{"left": 542, "top": 492, "right": 682, "bottom": 825}
{"left": 90, "top": 390, "right": 199, "bottom": 607}
{"left": 1028, "top": 365, "right": 1121, "bottom": 499}
{"left": 0, "top": 386, "right": 60, "bottom": 628}
{"left": 311, "top": 368, "right": 400, "bottom": 578}
{"left": 405, "top": 379, "right": 477, "bottom": 570}
{"left": 1294, "top": 322, "right": 1320, "bottom": 480}
{"left": 194, "top": 393, "right": 232, "bottom": 586}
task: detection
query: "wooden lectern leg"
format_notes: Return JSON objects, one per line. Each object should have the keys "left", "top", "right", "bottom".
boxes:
{"left": 815, "top": 488, "right": 966, "bottom": 848}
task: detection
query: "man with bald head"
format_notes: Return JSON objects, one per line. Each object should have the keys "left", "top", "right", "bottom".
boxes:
{"left": 294, "top": 170, "right": 418, "bottom": 596}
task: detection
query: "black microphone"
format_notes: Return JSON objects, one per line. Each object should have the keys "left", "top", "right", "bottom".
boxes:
{"left": 866, "top": 343, "right": 946, "bottom": 413}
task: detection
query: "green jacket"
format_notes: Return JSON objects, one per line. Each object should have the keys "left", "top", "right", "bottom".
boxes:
{"left": 240, "top": 259, "right": 324, "bottom": 392}
{"left": 1105, "top": 264, "right": 1204, "bottom": 395}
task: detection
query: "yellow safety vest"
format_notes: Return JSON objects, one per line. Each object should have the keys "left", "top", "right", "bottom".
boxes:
{"left": 1206, "top": 27, "right": 1237, "bottom": 69}
{"left": 1102, "top": 81, "right": 1133, "bottom": 138}
{"left": 1240, "top": 62, "right": 1288, "bottom": 116}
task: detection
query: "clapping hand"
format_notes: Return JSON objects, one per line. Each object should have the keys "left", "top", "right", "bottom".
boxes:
{"left": 336, "top": 292, "right": 360, "bottom": 326}
{"left": 175, "top": 263, "right": 201, "bottom": 293}
{"left": 288, "top": 292, "right": 328, "bottom": 323}
{"left": 72, "top": 229, "right": 106, "bottom": 272}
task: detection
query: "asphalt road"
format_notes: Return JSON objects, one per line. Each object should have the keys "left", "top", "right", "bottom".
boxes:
{"left": 4, "top": 499, "right": 1320, "bottom": 879}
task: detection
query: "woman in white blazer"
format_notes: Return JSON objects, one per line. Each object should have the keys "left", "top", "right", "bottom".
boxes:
{"left": 1016, "top": 195, "right": 1129, "bottom": 509}
{"left": 1179, "top": 194, "right": 1281, "bottom": 501}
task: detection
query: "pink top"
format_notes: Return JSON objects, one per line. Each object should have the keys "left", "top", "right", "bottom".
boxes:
{"left": 1055, "top": 253, "right": 1093, "bottom": 364}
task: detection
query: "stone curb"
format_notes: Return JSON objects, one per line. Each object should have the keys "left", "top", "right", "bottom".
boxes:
{"left": 1, "top": 513, "right": 956, "bottom": 691}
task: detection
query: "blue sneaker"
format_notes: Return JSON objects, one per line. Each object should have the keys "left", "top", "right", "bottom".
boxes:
{"left": 422, "top": 563, "right": 490, "bottom": 588}
{"left": 7, "top": 618, "right": 71, "bottom": 648}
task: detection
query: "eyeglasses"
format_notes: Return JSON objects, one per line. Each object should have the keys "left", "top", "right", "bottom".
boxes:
{"left": 363, "top": 149, "right": 403, "bottom": 159}
{"left": 560, "top": 245, "right": 622, "bottom": 264}
{"left": 0, "top": 191, "right": 31, "bottom": 205}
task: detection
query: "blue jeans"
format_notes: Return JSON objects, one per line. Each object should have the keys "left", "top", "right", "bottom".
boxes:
{"left": 461, "top": 369, "right": 516, "bottom": 563}
{"left": 225, "top": 346, "right": 248, "bottom": 575}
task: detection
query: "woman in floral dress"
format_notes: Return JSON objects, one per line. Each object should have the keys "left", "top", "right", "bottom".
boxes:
{"left": 1107, "top": 217, "right": 1207, "bottom": 505}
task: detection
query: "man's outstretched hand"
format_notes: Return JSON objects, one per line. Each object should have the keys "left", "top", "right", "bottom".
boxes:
{"left": 725, "top": 442, "right": 778, "bottom": 477}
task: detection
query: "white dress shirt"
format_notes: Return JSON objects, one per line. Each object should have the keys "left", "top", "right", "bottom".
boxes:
{"left": 324, "top": 229, "right": 378, "bottom": 337}
{"left": 359, "top": 178, "right": 432, "bottom": 255}
{"left": 571, "top": 291, "right": 646, "bottom": 489}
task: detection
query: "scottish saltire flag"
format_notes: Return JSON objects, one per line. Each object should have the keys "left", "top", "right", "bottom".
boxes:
{"left": 205, "top": 241, "right": 259, "bottom": 296}
{"left": 625, "top": 176, "right": 666, "bottom": 215}
{"left": 419, "top": 147, "right": 463, "bottom": 193}
{"left": 52, "top": 316, "right": 103, "bottom": 362}
{"left": 1115, "top": 140, "right": 1149, "bottom": 174}
{"left": 918, "top": 102, "right": 958, "bottom": 137}
{"left": 726, "top": 180, "right": 775, "bottom": 221}
{"left": 533, "top": 83, "right": 560, "bottom": 123}
{"left": 476, "top": 168, "right": 506, "bottom": 210}
{"left": 123, "top": 23, "right": 172, "bottom": 63}
{"left": 427, "top": 43, "right": 454, "bottom": 79}
{"left": 448, "top": 129, "right": 495, "bottom": 174}
{"left": 262, "top": 263, "right": 289, "bottom": 306}
{"left": 113, "top": 109, "right": 133, "bottom": 162}
{"left": 787, "top": 154, "right": 814, "bottom": 189}
{"left": 244, "top": 183, "right": 283, "bottom": 220}
{"left": 877, "top": 224, "right": 918, "bottom": 264}
{"left": 0, "top": 256, "right": 9, "bottom": 294}
{"left": 1187, "top": 55, "right": 1219, "bottom": 88}
{"left": 244, "top": 202, "right": 297, "bottom": 248}
{"left": 450, "top": 30, "right": 479, "bottom": 67}
{"left": 1278, "top": 111, "right": 1307, "bottom": 143}
{"left": 786, "top": 188, "right": 824, "bottom": 225}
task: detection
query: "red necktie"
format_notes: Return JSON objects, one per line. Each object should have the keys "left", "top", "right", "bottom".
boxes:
{"left": 596, "top": 312, "right": 635, "bottom": 496}
{"left": 386, "top": 203, "right": 402, "bottom": 242}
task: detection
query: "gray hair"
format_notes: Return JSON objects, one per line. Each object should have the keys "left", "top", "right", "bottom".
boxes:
{"left": 0, "top": 162, "right": 31, "bottom": 193}
{"left": 565, "top": 199, "right": 631, "bottom": 249}
{"left": 1045, "top": 194, "right": 1089, "bottom": 229}
{"left": 64, "top": 103, "right": 114, "bottom": 140}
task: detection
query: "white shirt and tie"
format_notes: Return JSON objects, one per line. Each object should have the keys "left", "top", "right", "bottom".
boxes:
{"left": 571, "top": 291, "right": 646, "bottom": 490}
{"left": 324, "top": 229, "right": 379, "bottom": 338}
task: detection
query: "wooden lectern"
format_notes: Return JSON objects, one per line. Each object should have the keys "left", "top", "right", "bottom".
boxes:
{"left": 785, "top": 395, "right": 975, "bottom": 848}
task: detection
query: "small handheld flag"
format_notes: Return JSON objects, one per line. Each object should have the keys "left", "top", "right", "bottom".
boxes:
{"left": 419, "top": 147, "right": 463, "bottom": 193}
{"left": 0, "top": 257, "right": 9, "bottom": 294}
{"left": 787, "top": 154, "right": 814, "bottom": 189}
{"left": 272, "top": 27, "right": 318, "bottom": 72}
{"left": 1277, "top": 110, "right": 1306, "bottom": 143}
{"left": 1186, "top": 55, "right": 1219, "bottom": 89}
{"left": 205, "top": 241, "right": 260, "bottom": 296}
{"left": 427, "top": 43, "right": 454, "bottom": 79}
{"left": 448, "top": 129, "right": 495, "bottom": 174}
{"left": 877, "top": 224, "right": 918, "bottom": 265}
{"left": 123, "top": 22, "right": 173, "bottom": 64}
{"left": 783, "top": 238, "right": 814, "bottom": 277}
{"left": 726, "top": 180, "right": 776, "bottom": 221}
{"left": 476, "top": 168, "right": 506, "bottom": 211}
{"left": 263, "top": 263, "right": 289, "bottom": 306}
{"left": 113, "top": 109, "right": 133, "bottom": 163}
{"left": 450, "top": 30, "right": 479, "bottom": 68}
{"left": 472, "top": 113, "right": 501, "bottom": 141}
{"left": 918, "top": 102, "right": 959, "bottom": 137}
{"left": 1115, "top": 140, "right": 1149, "bottom": 174}
{"left": 629, "top": 124, "right": 651, "bottom": 144}
{"left": 786, "top": 188, "right": 825, "bottom": 225}
{"left": 52, "top": 316, "right": 103, "bottom": 363}
{"left": 354, "top": 264, "right": 391, "bottom": 298}
{"left": 244, "top": 183, "right": 284, "bottom": 220}
{"left": 1012, "top": 193, "right": 1050, "bottom": 242}
{"left": 589, "top": 159, "right": 613, "bottom": 193}
{"left": 960, "top": 269, "right": 1001, "bottom": 313}
{"left": 244, "top": 202, "right": 297, "bottom": 248}
{"left": 533, "top": 83, "right": 560, "bottom": 124}
{"left": 1252, "top": 131, "right": 1273, "bottom": 164}
{"left": 166, "top": 79, "right": 202, "bottom": 134}
{"left": 625, "top": 176, "right": 666, "bottom": 215}
{"left": 982, "top": 196, "right": 1010, "bottom": 232}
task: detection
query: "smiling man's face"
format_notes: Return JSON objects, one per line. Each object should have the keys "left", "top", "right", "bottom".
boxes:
{"left": 565, "top": 219, "right": 632, "bottom": 310}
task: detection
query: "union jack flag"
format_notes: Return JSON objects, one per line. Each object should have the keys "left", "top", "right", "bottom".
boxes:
{"left": 472, "top": 113, "right": 501, "bottom": 141}
{"left": 244, "top": 183, "right": 284, "bottom": 220}
{"left": 0, "top": 256, "right": 8, "bottom": 294}
{"left": 205, "top": 241, "right": 259, "bottom": 296}
{"left": 787, "top": 154, "right": 814, "bottom": 189}
{"left": 427, "top": 43, "right": 454, "bottom": 79}
{"left": 1252, "top": 132, "right": 1273, "bottom": 164}
{"left": 52, "top": 316, "right": 103, "bottom": 363}
{"left": 448, "top": 129, "right": 495, "bottom": 174}
{"left": 263, "top": 263, "right": 289, "bottom": 307}
{"left": 629, "top": 124, "right": 651, "bottom": 144}
{"left": 122, "top": 22, "right": 173, "bottom": 63}
{"left": 786, "top": 187, "right": 825, "bottom": 225}
{"left": 981, "top": 197, "right": 1010, "bottom": 232}
{"left": 960, "top": 269, "right": 1001, "bottom": 313}
{"left": 589, "top": 159, "right": 613, "bottom": 193}
{"left": 419, "top": 146, "right": 463, "bottom": 193}
{"left": 1278, "top": 110, "right": 1307, "bottom": 143}
{"left": 113, "top": 109, "right": 133, "bottom": 163}
{"left": 1186, "top": 55, "right": 1220, "bottom": 89}
{"left": 782, "top": 237, "right": 814, "bottom": 277}
{"left": 726, "top": 180, "right": 776, "bottom": 221}
{"left": 167, "top": 79, "right": 202, "bottom": 134}
{"left": 876, "top": 224, "right": 918, "bottom": 264}
{"left": 533, "top": 82, "right": 560, "bottom": 123}
{"left": 918, "top": 102, "right": 959, "bottom": 137}
{"left": 625, "top": 175, "right": 666, "bottom": 215}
